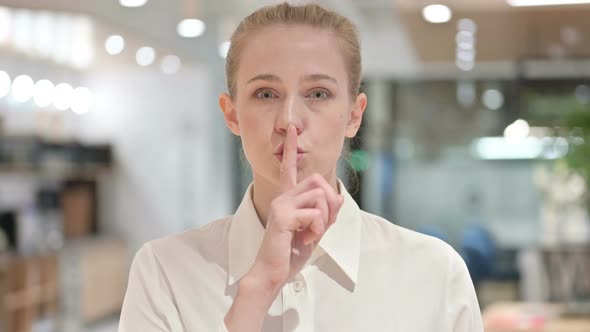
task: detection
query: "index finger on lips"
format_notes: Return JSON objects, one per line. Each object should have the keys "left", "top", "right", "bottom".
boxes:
{"left": 279, "top": 124, "right": 298, "bottom": 193}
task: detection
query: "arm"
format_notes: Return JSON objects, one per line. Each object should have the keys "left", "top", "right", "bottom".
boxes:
{"left": 446, "top": 250, "right": 484, "bottom": 332}
{"left": 223, "top": 270, "right": 281, "bottom": 332}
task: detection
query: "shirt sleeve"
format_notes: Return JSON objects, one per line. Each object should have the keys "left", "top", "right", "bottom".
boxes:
{"left": 118, "top": 243, "right": 185, "bottom": 332}
{"left": 446, "top": 249, "right": 484, "bottom": 332}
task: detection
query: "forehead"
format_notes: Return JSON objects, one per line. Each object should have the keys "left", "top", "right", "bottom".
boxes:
{"left": 236, "top": 24, "right": 348, "bottom": 85}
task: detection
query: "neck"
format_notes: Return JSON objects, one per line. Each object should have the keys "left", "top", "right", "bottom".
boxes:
{"left": 251, "top": 170, "right": 340, "bottom": 228}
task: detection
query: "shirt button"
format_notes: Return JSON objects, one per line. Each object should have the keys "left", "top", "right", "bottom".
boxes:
{"left": 292, "top": 275, "right": 305, "bottom": 293}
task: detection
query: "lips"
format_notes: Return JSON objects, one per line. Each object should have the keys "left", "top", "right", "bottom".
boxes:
{"left": 274, "top": 152, "right": 306, "bottom": 163}
{"left": 274, "top": 143, "right": 305, "bottom": 155}
{"left": 274, "top": 143, "right": 306, "bottom": 162}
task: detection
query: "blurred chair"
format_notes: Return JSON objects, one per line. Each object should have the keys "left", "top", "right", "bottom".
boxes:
{"left": 460, "top": 224, "right": 520, "bottom": 286}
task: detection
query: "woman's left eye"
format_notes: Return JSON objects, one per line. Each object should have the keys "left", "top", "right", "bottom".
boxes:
{"left": 308, "top": 89, "right": 330, "bottom": 100}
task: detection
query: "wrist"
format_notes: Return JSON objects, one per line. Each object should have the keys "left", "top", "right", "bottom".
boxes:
{"left": 224, "top": 271, "right": 282, "bottom": 332}
{"left": 239, "top": 269, "right": 283, "bottom": 301}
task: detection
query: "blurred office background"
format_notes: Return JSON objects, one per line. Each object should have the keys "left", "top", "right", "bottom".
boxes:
{"left": 0, "top": 0, "right": 589, "bottom": 331}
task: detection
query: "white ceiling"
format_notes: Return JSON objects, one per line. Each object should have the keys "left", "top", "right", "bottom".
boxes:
{"left": 3, "top": 0, "right": 588, "bottom": 79}
{"left": 0, "top": 0, "right": 421, "bottom": 76}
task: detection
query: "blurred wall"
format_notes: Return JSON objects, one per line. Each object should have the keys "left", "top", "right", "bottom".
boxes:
{"left": 395, "top": 159, "right": 541, "bottom": 248}
{"left": 79, "top": 66, "right": 234, "bottom": 252}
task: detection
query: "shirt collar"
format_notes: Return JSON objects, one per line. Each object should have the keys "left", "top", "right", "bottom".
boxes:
{"left": 227, "top": 179, "right": 362, "bottom": 287}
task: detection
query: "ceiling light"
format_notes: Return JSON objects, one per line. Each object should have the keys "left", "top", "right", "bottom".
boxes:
{"left": 12, "top": 74, "right": 34, "bottom": 103}
{"left": 0, "top": 7, "right": 12, "bottom": 45}
{"left": 119, "top": 0, "right": 148, "bottom": 8}
{"left": 71, "top": 17, "right": 94, "bottom": 69}
{"left": 13, "top": 10, "right": 34, "bottom": 54}
{"left": 160, "top": 55, "right": 182, "bottom": 74}
{"left": 456, "top": 59, "right": 474, "bottom": 71}
{"left": 482, "top": 89, "right": 504, "bottom": 110}
{"left": 33, "top": 79, "right": 54, "bottom": 108}
{"left": 33, "top": 11, "right": 54, "bottom": 58}
{"left": 457, "top": 18, "right": 477, "bottom": 34}
{"left": 457, "top": 50, "right": 476, "bottom": 62}
{"left": 105, "top": 35, "right": 125, "bottom": 55}
{"left": 456, "top": 81, "right": 476, "bottom": 107}
{"left": 177, "top": 19, "right": 206, "bottom": 38}
{"left": 422, "top": 4, "right": 452, "bottom": 24}
{"left": 52, "top": 13, "right": 73, "bottom": 65}
{"left": 456, "top": 31, "right": 475, "bottom": 46}
{"left": 54, "top": 83, "right": 73, "bottom": 111}
{"left": 136, "top": 46, "right": 155, "bottom": 66}
{"left": 504, "top": 119, "right": 530, "bottom": 142}
{"left": 471, "top": 137, "right": 543, "bottom": 160}
{"left": 471, "top": 136, "right": 568, "bottom": 160}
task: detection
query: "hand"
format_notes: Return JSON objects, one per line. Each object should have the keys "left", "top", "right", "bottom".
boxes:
{"left": 248, "top": 124, "right": 344, "bottom": 292}
{"left": 224, "top": 125, "right": 344, "bottom": 332}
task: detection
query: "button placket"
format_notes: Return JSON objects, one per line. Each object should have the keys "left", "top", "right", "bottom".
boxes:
{"left": 282, "top": 272, "right": 312, "bottom": 332}
{"left": 292, "top": 273, "right": 305, "bottom": 293}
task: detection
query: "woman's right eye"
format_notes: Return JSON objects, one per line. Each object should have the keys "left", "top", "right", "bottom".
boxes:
{"left": 255, "top": 89, "right": 277, "bottom": 100}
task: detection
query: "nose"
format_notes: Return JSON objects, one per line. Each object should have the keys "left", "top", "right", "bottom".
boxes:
{"left": 274, "top": 95, "right": 304, "bottom": 135}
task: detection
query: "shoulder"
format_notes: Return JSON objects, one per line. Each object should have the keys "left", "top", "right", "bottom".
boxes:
{"left": 135, "top": 216, "right": 233, "bottom": 268}
{"left": 358, "top": 210, "right": 482, "bottom": 330}
{"left": 359, "top": 210, "right": 464, "bottom": 273}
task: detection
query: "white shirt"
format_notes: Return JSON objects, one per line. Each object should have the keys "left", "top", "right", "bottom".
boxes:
{"left": 119, "top": 181, "right": 483, "bottom": 332}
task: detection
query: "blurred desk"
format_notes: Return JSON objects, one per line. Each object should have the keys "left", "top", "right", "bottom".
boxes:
{"left": 541, "top": 244, "right": 590, "bottom": 302}
{"left": 483, "top": 302, "right": 590, "bottom": 332}
{"left": 60, "top": 237, "right": 127, "bottom": 325}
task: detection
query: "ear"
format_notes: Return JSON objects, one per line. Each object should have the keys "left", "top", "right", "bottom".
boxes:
{"left": 219, "top": 93, "right": 240, "bottom": 136}
{"left": 345, "top": 92, "right": 367, "bottom": 138}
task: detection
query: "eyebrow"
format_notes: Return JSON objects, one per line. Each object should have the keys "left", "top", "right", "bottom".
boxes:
{"left": 246, "top": 73, "right": 338, "bottom": 85}
{"left": 247, "top": 74, "right": 281, "bottom": 84}
{"left": 303, "top": 73, "right": 338, "bottom": 85}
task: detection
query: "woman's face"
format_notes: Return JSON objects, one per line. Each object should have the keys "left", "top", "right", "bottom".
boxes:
{"left": 220, "top": 24, "right": 366, "bottom": 186}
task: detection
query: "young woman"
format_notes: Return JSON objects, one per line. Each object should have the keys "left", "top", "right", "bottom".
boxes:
{"left": 119, "top": 3, "right": 483, "bottom": 332}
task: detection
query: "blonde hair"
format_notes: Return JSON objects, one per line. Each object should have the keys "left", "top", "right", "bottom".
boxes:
{"left": 225, "top": 2, "right": 362, "bottom": 99}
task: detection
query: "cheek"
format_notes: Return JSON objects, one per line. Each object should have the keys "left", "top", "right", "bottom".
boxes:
{"left": 332, "top": 108, "right": 349, "bottom": 134}
{"left": 237, "top": 106, "right": 263, "bottom": 134}
{"left": 314, "top": 111, "right": 348, "bottom": 152}
{"left": 238, "top": 102, "right": 277, "bottom": 128}
{"left": 237, "top": 110, "right": 273, "bottom": 155}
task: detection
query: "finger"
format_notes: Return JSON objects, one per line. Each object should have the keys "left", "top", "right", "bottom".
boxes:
{"left": 314, "top": 189, "right": 329, "bottom": 229}
{"left": 290, "top": 208, "right": 322, "bottom": 232}
{"left": 301, "top": 219, "right": 324, "bottom": 245}
{"left": 279, "top": 124, "right": 298, "bottom": 192}
{"left": 291, "top": 188, "right": 325, "bottom": 208}
{"left": 291, "top": 208, "right": 324, "bottom": 242}
{"left": 312, "top": 178, "right": 341, "bottom": 228}
{"left": 290, "top": 174, "right": 336, "bottom": 200}
{"left": 297, "top": 216, "right": 325, "bottom": 246}
{"left": 291, "top": 174, "right": 341, "bottom": 227}
{"left": 290, "top": 186, "right": 330, "bottom": 229}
